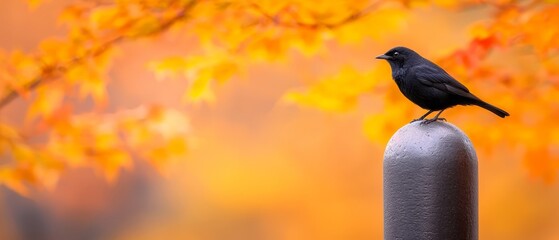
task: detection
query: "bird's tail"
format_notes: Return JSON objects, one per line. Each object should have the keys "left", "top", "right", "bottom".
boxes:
{"left": 475, "top": 101, "right": 510, "bottom": 118}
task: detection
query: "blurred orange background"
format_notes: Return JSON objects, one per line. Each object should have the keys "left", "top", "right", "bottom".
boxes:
{"left": 1, "top": 1, "right": 559, "bottom": 240}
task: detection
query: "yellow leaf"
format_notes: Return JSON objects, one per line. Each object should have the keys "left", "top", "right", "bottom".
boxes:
{"left": 283, "top": 66, "right": 382, "bottom": 112}
{"left": 291, "top": 30, "right": 325, "bottom": 56}
{"left": 38, "top": 39, "right": 73, "bottom": 65}
{"left": 90, "top": 6, "right": 126, "bottom": 30}
{"left": 79, "top": 72, "right": 107, "bottom": 105}
{"left": 98, "top": 149, "right": 132, "bottom": 183}
{"left": 283, "top": 90, "right": 353, "bottom": 112}
{"left": 93, "top": 131, "right": 119, "bottom": 151}
{"left": 46, "top": 137, "right": 86, "bottom": 166}
{"left": 183, "top": 70, "right": 215, "bottom": 103}
{"left": 212, "top": 61, "right": 238, "bottom": 83}
{"left": 28, "top": 85, "right": 65, "bottom": 119}
{"left": 66, "top": 64, "right": 111, "bottom": 103}
{"left": 148, "top": 56, "right": 189, "bottom": 81}
{"left": 10, "top": 51, "right": 40, "bottom": 91}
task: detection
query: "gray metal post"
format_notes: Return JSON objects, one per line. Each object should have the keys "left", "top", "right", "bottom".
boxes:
{"left": 383, "top": 121, "right": 478, "bottom": 240}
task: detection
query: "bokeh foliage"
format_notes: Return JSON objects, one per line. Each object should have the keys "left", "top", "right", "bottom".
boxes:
{"left": 1, "top": 0, "right": 558, "bottom": 196}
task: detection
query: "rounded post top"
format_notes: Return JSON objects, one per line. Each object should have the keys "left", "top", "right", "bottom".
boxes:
{"left": 384, "top": 121, "right": 477, "bottom": 162}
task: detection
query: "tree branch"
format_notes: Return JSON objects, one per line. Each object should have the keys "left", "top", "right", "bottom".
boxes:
{"left": 250, "top": 1, "right": 383, "bottom": 29}
{"left": 0, "top": 0, "right": 197, "bottom": 110}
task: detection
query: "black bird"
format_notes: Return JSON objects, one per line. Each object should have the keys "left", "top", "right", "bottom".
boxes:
{"left": 376, "top": 46, "right": 509, "bottom": 124}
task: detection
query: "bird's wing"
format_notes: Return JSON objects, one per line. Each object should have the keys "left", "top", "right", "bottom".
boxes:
{"left": 413, "top": 65, "right": 476, "bottom": 99}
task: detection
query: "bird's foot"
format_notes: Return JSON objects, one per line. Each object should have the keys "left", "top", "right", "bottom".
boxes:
{"left": 420, "top": 118, "right": 446, "bottom": 125}
{"left": 410, "top": 118, "right": 423, "bottom": 123}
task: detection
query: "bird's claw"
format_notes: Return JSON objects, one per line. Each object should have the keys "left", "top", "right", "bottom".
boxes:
{"left": 420, "top": 118, "right": 446, "bottom": 125}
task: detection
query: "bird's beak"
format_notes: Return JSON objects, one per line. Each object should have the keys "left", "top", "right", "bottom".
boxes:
{"left": 376, "top": 54, "right": 391, "bottom": 60}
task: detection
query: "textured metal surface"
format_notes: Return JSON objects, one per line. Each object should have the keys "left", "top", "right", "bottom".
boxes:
{"left": 383, "top": 121, "right": 478, "bottom": 240}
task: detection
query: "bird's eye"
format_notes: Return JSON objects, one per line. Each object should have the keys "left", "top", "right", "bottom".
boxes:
{"left": 393, "top": 51, "right": 399, "bottom": 56}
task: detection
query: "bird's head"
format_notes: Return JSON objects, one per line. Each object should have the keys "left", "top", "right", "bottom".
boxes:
{"left": 376, "top": 46, "right": 419, "bottom": 68}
